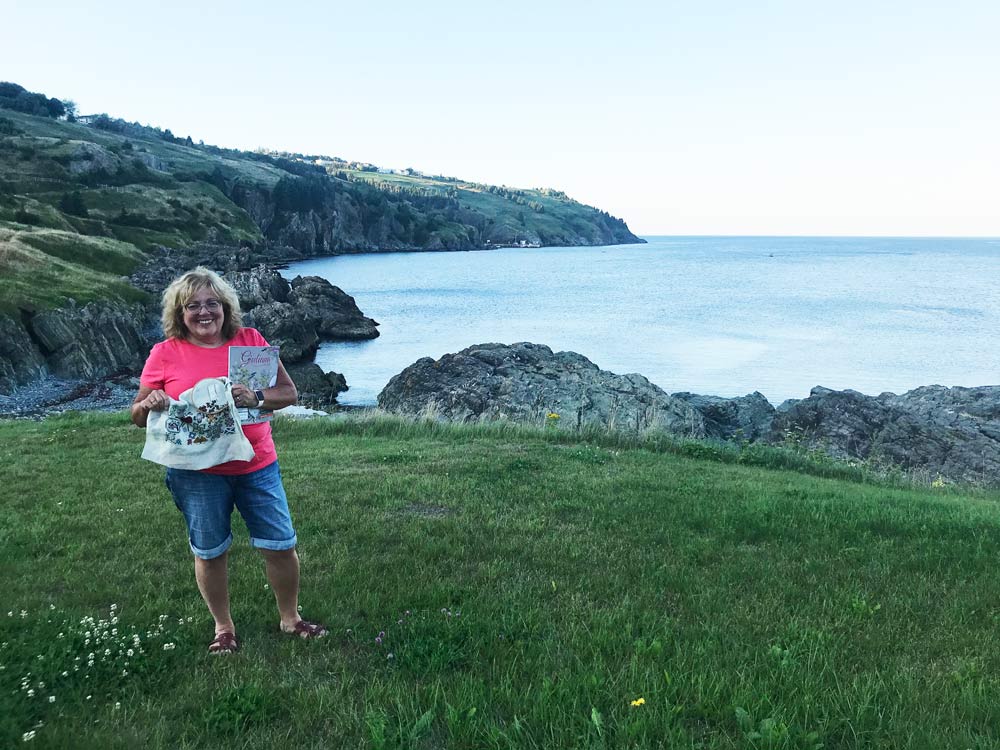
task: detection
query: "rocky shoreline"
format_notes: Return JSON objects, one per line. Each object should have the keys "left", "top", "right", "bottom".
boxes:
{"left": 378, "top": 342, "right": 1000, "bottom": 487}
{"left": 0, "top": 246, "right": 378, "bottom": 409}
{"left": 6, "top": 338, "right": 999, "bottom": 488}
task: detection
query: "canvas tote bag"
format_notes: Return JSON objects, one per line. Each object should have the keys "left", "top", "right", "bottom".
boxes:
{"left": 141, "top": 377, "right": 254, "bottom": 470}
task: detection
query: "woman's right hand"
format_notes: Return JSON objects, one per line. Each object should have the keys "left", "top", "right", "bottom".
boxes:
{"left": 131, "top": 386, "right": 170, "bottom": 427}
{"left": 141, "top": 389, "right": 170, "bottom": 411}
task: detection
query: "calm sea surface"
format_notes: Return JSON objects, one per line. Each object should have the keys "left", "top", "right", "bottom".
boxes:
{"left": 282, "top": 236, "right": 1000, "bottom": 407}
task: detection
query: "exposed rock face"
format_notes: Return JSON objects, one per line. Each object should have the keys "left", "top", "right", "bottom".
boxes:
{"left": 224, "top": 180, "right": 644, "bottom": 256}
{"left": 672, "top": 391, "right": 776, "bottom": 441}
{"left": 28, "top": 301, "right": 150, "bottom": 379}
{"left": 378, "top": 342, "right": 709, "bottom": 436}
{"left": 0, "top": 314, "right": 47, "bottom": 393}
{"left": 67, "top": 141, "right": 121, "bottom": 176}
{"left": 771, "top": 385, "right": 1000, "bottom": 484}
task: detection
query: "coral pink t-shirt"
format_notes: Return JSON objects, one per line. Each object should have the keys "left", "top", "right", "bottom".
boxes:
{"left": 140, "top": 328, "right": 278, "bottom": 475}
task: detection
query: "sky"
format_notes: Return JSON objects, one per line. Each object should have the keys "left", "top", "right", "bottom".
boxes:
{"left": 4, "top": 0, "right": 998, "bottom": 236}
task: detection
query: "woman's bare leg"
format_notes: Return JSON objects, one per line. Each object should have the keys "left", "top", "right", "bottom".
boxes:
{"left": 194, "top": 552, "right": 236, "bottom": 635}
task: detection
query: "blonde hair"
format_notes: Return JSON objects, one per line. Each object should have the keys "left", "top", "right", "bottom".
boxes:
{"left": 161, "top": 266, "right": 243, "bottom": 341}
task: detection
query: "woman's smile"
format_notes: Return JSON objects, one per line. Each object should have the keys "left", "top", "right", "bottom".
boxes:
{"left": 183, "top": 294, "right": 224, "bottom": 344}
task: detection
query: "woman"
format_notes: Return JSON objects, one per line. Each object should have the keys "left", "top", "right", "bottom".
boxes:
{"left": 132, "top": 267, "right": 326, "bottom": 654}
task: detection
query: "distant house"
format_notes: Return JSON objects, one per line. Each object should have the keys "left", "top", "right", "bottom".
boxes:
{"left": 76, "top": 114, "right": 101, "bottom": 125}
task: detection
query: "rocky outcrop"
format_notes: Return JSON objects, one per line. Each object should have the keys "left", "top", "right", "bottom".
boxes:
{"left": 771, "top": 385, "right": 1000, "bottom": 484}
{"left": 378, "top": 342, "right": 709, "bottom": 436}
{"left": 0, "top": 301, "right": 153, "bottom": 394}
{"left": 67, "top": 141, "right": 121, "bottom": 176}
{"left": 673, "top": 391, "right": 776, "bottom": 441}
{"left": 234, "top": 271, "right": 379, "bottom": 363}
{"left": 0, "top": 258, "right": 365, "bottom": 410}
{"left": 285, "top": 361, "right": 348, "bottom": 408}
{"left": 379, "top": 343, "right": 1000, "bottom": 486}
{"left": 26, "top": 300, "right": 150, "bottom": 380}
{"left": 288, "top": 276, "right": 380, "bottom": 340}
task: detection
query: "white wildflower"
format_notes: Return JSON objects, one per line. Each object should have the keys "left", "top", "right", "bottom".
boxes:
{"left": 48, "top": 696, "right": 55, "bottom": 703}
{"left": 163, "top": 643, "right": 176, "bottom": 651}
{"left": 22, "top": 730, "right": 36, "bottom": 742}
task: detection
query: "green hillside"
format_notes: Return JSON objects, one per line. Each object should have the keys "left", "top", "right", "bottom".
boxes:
{"left": 0, "top": 84, "right": 644, "bottom": 313}
{"left": 3, "top": 413, "right": 999, "bottom": 748}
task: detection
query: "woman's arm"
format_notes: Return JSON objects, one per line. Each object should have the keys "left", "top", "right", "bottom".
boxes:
{"left": 230, "top": 361, "right": 298, "bottom": 411}
{"left": 131, "top": 385, "right": 170, "bottom": 427}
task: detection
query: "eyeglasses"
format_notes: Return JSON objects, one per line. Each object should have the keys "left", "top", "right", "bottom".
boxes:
{"left": 183, "top": 300, "right": 222, "bottom": 313}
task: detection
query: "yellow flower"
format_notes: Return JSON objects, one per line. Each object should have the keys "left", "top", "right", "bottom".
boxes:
{"left": 546, "top": 412, "right": 560, "bottom": 420}
{"left": 630, "top": 697, "right": 646, "bottom": 707}
{"left": 931, "top": 475, "right": 945, "bottom": 488}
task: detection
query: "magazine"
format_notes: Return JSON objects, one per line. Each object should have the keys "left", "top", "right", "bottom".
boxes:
{"left": 228, "top": 345, "right": 280, "bottom": 424}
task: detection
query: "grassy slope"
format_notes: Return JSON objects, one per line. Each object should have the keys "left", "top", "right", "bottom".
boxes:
{"left": 0, "top": 109, "right": 275, "bottom": 312}
{"left": 2, "top": 413, "right": 999, "bottom": 749}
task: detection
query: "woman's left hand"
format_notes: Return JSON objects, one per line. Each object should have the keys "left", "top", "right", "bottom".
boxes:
{"left": 231, "top": 384, "right": 259, "bottom": 408}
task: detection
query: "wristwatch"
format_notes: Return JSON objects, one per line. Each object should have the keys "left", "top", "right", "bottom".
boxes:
{"left": 254, "top": 389, "right": 265, "bottom": 406}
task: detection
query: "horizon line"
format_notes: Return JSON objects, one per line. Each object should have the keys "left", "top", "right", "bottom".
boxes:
{"left": 636, "top": 233, "right": 1000, "bottom": 240}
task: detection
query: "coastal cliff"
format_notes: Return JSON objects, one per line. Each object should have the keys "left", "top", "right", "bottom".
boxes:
{"left": 1, "top": 88, "right": 645, "bottom": 396}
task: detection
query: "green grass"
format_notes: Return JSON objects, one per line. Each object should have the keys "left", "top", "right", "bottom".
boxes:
{"left": 2, "top": 412, "right": 1000, "bottom": 748}
{"left": 0, "top": 226, "right": 149, "bottom": 314}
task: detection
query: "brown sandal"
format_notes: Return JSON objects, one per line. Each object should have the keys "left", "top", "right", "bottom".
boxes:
{"left": 208, "top": 632, "right": 240, "bottom": 654}
{"left": 284, "top": 620, "right": 327, "bottom": 639}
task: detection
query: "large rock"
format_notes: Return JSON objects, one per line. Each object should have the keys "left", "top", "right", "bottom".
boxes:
{"left": 241, "top": 273, "right": 379, "bottom": 363}
{"left": 224, "top": 267, "right": 290, "bottom": 309}
{"left": 244, "top": 301, "right": 319, "bottom": 362}
{"left": 288, "top": 275, "right": 380, "bottom": 340}
{"left": 770, "top": 385, "right": 1000, "bottom": 484}
{"left": 285, "top": 361, "right": 348, "bottom": 409}
{"left": 378, "top": 342, "right": 709, "bottom": 436}
{"left": 672, "top": 391, "right": 776, "bottom": 441}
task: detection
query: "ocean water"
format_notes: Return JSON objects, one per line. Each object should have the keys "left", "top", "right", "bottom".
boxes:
{"left": 282, "top": 236, "right": 1000, "bottom": 407}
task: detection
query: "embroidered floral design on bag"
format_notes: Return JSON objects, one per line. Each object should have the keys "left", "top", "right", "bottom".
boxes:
{"left": 141, "top": 377, "right": 255, "bottom": 470}
{"left": 162, "top": 396, "right": 239, "bottom": 446}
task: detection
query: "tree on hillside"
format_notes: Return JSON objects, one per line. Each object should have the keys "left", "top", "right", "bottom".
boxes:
{"left": 58, "top": 191, "right": 88, "bottom": 217}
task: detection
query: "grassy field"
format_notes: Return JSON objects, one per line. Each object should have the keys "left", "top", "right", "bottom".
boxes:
{"left": 2, "top": 412, "right": 1000, "bottom": 748}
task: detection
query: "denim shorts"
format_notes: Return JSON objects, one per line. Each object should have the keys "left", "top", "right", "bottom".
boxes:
{"left": 165, "top": 461, "right": 297, "bottom": 560}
